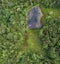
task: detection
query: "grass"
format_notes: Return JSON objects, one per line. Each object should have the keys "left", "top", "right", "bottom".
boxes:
{"left": 27, "top": 29, "right": 41, "bottom": 51}
{"left": 42, "top": 7, "right": 60, "bottom": 24}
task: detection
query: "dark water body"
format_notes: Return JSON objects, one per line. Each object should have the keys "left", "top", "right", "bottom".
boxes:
{"left": 27, "top": 7, "right": 43, "bottom": 29}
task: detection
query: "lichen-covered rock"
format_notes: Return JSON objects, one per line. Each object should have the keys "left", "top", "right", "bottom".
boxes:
{"left": 27, "top": 7, "right": 43, "bottom": 29}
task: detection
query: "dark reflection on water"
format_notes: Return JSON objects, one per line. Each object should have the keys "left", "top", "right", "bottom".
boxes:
{"left": 27, "top": 7, "right": 43, "bottom": 29}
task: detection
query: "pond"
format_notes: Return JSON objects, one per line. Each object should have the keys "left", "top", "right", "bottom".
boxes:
{"left": 27, "top": 7, "right": 43, "bottom": 29}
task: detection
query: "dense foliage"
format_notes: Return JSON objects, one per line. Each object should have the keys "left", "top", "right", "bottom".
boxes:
{"left": 39, "top": 18, "right": 60, "bottom": 64}
{"left": 0, "top": 0, "right": 60, "bottom": 64}
{"left": 16, "top": 18, "right": 60, "bottom": 64}
{"left": 40, "top": 0, "right": 60, "bottom": 8}
{"left": 0, "top": 0, "right": 26, "bottom": 64}
{"left": 15, "top": 0, "right": 60, "bottom": 8}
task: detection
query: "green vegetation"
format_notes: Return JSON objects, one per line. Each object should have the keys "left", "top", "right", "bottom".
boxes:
{"left": 0, "top": 0, "right": 60, "bottom": 64}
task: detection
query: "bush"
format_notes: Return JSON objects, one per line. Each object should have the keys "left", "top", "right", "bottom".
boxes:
{"left": 39, "top": 18, "right": 60, "bottom": 64}
{"left": 0, "top": 0, "right": 60, "bottom": 64}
